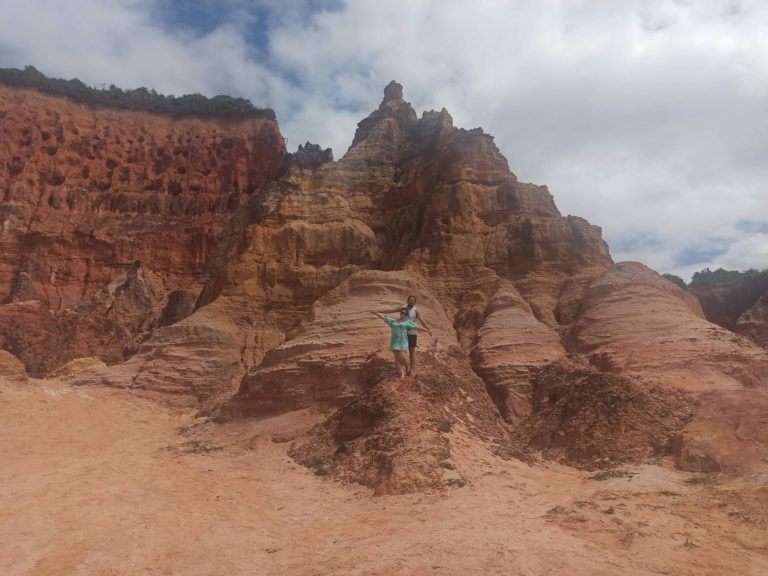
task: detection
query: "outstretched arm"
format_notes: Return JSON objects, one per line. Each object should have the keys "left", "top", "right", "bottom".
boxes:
{"left": 376, "top": 307, "right": 401, "bottom": 314}
{"left": 416, "top": 310, "right": 433, "bottom": 335}
{"left": 372, "top": 311, "right": 394, "bottom": 325}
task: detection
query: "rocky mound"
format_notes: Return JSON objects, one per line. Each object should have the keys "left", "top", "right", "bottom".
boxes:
{"left": 290, "top": 350, "right": 509, "bottom": 494}
{"left": 0, "top": 349, "right": 28, "bottom": 384}
{"left": 47, "top": 356, "right": 107, "bottom": 380}
{"left": 568, "top": 262, "right": 768, "bottom": 392}
{"left": 522, "top": 361, "right": 694, "bottom": 468}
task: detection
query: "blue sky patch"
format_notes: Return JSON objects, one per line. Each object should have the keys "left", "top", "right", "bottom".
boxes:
{"left": 613, "top": 233, "right": 662, "bottom": 253}
{"left": 736, "top": 220, "right": 768, "bottom": 234}
{"left": 677, "top": 245, "right": 729, "bottom": 266}
{"left": 156, "top": 1, "right": 271, "bottom": 52}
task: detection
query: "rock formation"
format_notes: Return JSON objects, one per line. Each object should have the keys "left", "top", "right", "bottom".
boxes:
{"left": 2, "top": 78, "right": 767, "bottom": 489}
{"left": 737, "top": 293, "right": 768, "bottom": 348}
{"left": 0, "top": 349, "right": 28, "bottom": 384}
{"left": 0, "top": 83, "right": 285, "bottom": 375}
{"left": 686, "top": 268, "right": 768, "bottom": 349}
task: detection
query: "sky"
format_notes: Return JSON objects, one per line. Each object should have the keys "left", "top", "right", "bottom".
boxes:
{"left": 1, "top": 0, "right": 766, "bottom": 281}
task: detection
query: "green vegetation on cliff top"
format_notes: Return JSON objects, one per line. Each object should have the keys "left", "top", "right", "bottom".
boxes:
{"left": 663, "top": 268, "right": 768, "bottom": 290}
{"left": 0, "top": 66, "right": 275, "bottom": 120}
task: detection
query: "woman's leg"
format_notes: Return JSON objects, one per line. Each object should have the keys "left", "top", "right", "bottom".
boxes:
{"left": 392, "top": 351, "right": 401, "bottom": 378}
{"left": 393, "top": 350, "right": 408, "bottom": 379}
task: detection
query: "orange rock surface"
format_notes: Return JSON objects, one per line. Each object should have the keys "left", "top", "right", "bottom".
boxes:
{"left": 0, "top": 84, "right": 285, "bottom": 374}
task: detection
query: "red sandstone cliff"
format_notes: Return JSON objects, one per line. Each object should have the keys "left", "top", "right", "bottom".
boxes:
{"left": 2, "top": 80, "right": 767, "bottom": 490}
{"left": 0, "top": 84, "right": 286, "bottom": 374}
{"left": 686, "top": 269, "right": 768, "bottom": 348}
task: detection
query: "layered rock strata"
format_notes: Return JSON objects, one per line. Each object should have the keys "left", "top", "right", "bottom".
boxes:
{"left": 2, "top": 80, "right": 767, "bottom": 483}
{"left": 0, "top": 84, "right": 285, "bottom": 374}
{"left": 687, "top": 271, "right": 768, "bottom": 349}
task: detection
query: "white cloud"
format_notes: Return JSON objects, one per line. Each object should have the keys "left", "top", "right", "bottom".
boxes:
{"left": 0, "top": 0, "right": 766, "bottom": 281}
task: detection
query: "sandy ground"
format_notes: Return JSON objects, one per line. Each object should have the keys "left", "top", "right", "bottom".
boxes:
{"left": 1, "top": 377, "right": 766, "bottom": 576}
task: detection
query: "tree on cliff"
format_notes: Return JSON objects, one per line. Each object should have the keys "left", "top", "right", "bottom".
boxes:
{"left": 0, "top": 66, "right": 275, "bottom": 120}
{"left": 662, "top": 274, "right": 687, "bottom": 289}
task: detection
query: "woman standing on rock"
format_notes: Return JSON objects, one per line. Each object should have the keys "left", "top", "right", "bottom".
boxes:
{"left": 378, "top": 295, "right": 432, "bottom": 375}
{"left": 373, "top": 308, "right": 417, "bottom": 380}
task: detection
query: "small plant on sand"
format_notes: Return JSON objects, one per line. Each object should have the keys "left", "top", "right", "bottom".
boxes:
{"left": 602, "top": 506, "right": 615, "bottom": 515}
{"left": 446, "top": 478, "right": 466, "bottom": 488}
{"left": 334, "top": 441, "right": 351, "bottom": 457}
{"left": 314, "top": 465, "right": 327, "bottom": 477}
{"left": 684, "top": 476, "right": 714, "bottom": 486}
{"left": 303, "top": 455, "right": 323, "bottom": 468}
{"left": 606, "top": 453, "right": 626, "bottom": 467}
{"left": 589, "top": 469, "right": 635, "bottom": 481}
{"left": 171, "top": 439, "right": 221, "bottom": 454}
{"left": 439, "top": 462, "right": 455, "bottom": 470}
{"left": 660, "top": 490, "right": 681, "bottom": 497}
{"left": 491, "top": 443, "right": 527, "bottom": 461}
{"left": 435, "top": 449, "right": 451, "bottom": 461}
{"left": 434, "top": 419, "right": 452, "bottom": 433}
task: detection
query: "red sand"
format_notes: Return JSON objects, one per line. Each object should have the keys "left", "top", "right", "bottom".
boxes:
{"left": 1, "top": 377, "right": 766, "bottom": 576}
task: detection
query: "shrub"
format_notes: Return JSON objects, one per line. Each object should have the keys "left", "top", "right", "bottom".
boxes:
{"left": 0, "top": 66, "right": 275, "bottom": 120}
{"left": 589, "top": 469, "right": 634, "bottom": 481}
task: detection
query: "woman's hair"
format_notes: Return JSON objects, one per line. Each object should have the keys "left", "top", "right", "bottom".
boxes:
{"left": 399, "top": 307, "right": 409, "bottom": 315}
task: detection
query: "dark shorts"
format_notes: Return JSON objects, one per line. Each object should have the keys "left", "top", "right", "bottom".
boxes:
{"left": 408, "top": 334, "right": 417, "bottom": 349}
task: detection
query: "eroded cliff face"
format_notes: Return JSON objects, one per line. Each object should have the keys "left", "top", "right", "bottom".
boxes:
{"left": 687, "top": 272, "right": 768, "bottom": 349}
{"left": 198, "top": 81, "right": 614, "bottom": 425}
{"left": 3, "top": 81, "right": 767, "bottom": 490}
{"left": 0, "top": 84, "right": 286, "bottom": 374}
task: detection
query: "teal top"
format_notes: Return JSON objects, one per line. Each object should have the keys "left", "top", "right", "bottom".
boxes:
{"left": 384, "top": 317, "right": 417, "bottom": 351}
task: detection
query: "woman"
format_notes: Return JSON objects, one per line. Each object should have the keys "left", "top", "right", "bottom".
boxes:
{"left": 378, "top": 295, "right": 432, "bottom": 375}
{"left": 373, "top": 307, "right": 418, "bottom": 380}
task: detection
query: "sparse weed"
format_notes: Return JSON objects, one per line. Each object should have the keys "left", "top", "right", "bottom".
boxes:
{"left": 607, "top": 453, "right": 626, "bottom": 466}
{"left": 546, "top": 505, "right": 565, "bottom": 516}
{"left": 660, "top": 490, "right": 681, "bottom": 497}
{"left": 168, "top": 439, "right": 222, "bottom": 454}
{"left": 684, "top": 476, "right": 714, "bottom": 486}
{"left": 434, "top": 419, "right": 453, "bottom": 433}
{"left": 589, "top": 469, "right": 635, "bottom": 481}
{"left": 446, "top": 478, "right": 466, "bottom": 488}
{"left": 491, "top": 443, "right": 530, "bottom": 463}
{"left": 334, "top": 441, "right": 350, "bottom": 456}
{"left": 439, "top": 462, "right": 455, "bottom": 470}
{"left": 603, "top": 506, "right": 615, "bottom": 515}
{"left": 303, "top": 455, "right": 323, "bottom": 468}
